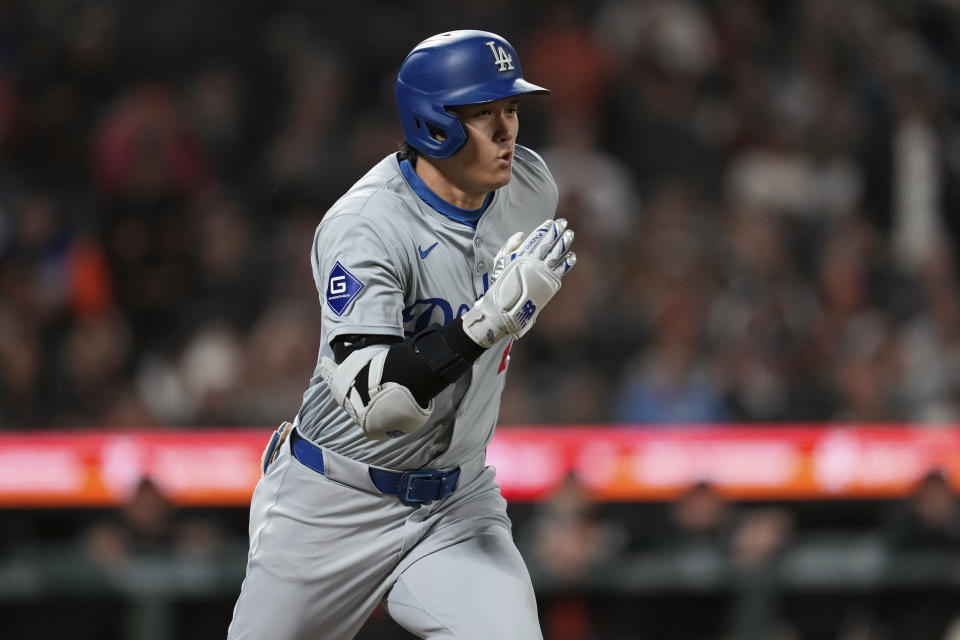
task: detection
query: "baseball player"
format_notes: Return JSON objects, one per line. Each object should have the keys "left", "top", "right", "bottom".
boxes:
{"left": 228, "top": 30, "right": 576, "bottom": 640}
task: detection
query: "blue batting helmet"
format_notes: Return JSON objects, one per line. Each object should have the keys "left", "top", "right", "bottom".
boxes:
{"left": 396, "top": 30, "right": 550, "bottom": 159}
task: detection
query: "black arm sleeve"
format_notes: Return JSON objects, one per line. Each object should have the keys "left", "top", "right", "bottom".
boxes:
{"left": 329, "top": 318, "right": 487, "bottom": 408}
{"left": 331, "top": 334, "right": 402, "bottom": 364}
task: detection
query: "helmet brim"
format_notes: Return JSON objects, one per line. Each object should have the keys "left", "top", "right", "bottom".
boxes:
{"left": 442, "top": 77, "right": 551, "bottom": 107}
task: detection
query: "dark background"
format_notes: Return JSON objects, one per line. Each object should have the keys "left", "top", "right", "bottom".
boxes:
{"left": 2, "top": 1, "right": 960, "bottom": 638}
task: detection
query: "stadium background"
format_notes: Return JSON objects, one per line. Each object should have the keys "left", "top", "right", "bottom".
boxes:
{"left": 2, "top": 0, "right": 960, "bottom": 638}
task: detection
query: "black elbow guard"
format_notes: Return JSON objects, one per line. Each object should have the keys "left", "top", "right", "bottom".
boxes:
{"left": 382, "top": 318, "right": 486, "bottom": 405}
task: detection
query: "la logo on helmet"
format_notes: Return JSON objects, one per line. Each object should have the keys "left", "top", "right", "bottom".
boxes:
{"left": 485, "top": 41, "right": 514, "bottom": 72}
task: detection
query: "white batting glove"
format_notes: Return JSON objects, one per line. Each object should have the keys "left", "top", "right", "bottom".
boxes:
{"left": 490, "top": 231, "right": 525, "bottom": 285}
{"left": 462, "top": 218, "right": 576, "bottom": 348}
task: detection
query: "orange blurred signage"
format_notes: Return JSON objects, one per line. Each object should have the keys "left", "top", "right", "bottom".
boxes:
{"left": 0, "top": 426, "right": 957, "bottom": 507}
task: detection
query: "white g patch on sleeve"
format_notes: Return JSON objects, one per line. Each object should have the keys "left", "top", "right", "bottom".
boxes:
{"left": 325, "top": 261, "right": 365, "bottom": 316}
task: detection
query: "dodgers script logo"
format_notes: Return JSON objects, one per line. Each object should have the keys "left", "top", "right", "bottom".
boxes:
{"left": 402, "top": 276, "right": 492, "bottom": 336}
{"left": 485, "top": 41, "right": 514, "bottom": 72}
{"left": 402, "top": 298, "right": 472, "bottom": 337}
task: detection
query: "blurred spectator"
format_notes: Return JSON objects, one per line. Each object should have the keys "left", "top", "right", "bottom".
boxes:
{"left": 709, "top": 207, "right": 818, "bottom": 421}
{"left": 523, "top": 5, "right": 617, "bottom": 121}
{"left": 658, "top": 481, "right": 794, "bottom": 570}
{"left": 900, "top": 249, "right": 960, "bottom": 421}
{"left": 92, "top": 83, "right": 209, "bottom": 200}
{"left": 82, "top": 475, "right": 223, "bottom": 565}
{"left": 185, "top": 187, "right": 269, "bottom": 330}
{"left": 183, "top": 63, "right": 246, "bottom": 178}
{"left": 728, "top": 507, "right": 794, "bottom": 571}
{"left": 262, "top": 36, "right": 352, "bottom": 201}
{"left": 599, "top": 0, "right": 720, "bottom": 192}
{"left": 829, "top": 311, "right": 905, "bottom": 422}
{"left": 520, "top": 473, "right": 628, "bottom": 640}
{"left": 55, "top": 311, "right": 136, "bottom": 425}
{"left": 662, "top": 480, "right": 735, "bottom": 552}
{"left": 884, "top": 468, "right": 960, "bottom": 552}
{"left": 878, "top": 470, "right": 960, "bottom": 640}
{"left": 522, "top": 472, "right": 628, "bottom": 584}
{"left": 645, "top": 482, "right": 796, "bottom": 640}
{"left": 725, "top": 508, "right": 796, "bottom": 640}
{"left": 540, "top": 114, "right": 638, "bottom": 244}
{"left": 0, "top": 308, "right": 44, "bottom": 425}
{"left": 615, "top": 290, "right": 729, "bottom": 424}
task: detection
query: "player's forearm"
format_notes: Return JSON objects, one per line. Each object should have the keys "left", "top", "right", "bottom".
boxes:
{"left": 332, "top": 319, "right": 487, "bottom": 408}
{"left": 380, "top": 318, "right": 486, "bottom": 406}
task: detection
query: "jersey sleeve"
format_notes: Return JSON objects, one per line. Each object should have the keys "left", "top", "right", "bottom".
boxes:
{"left": 312, "top": 213, "right": 408, "bottom": 342}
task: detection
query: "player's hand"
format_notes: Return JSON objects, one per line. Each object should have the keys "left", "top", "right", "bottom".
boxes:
{"left": 462, "top": 218, "right": 576, "bottom": 348}
{"left": 489, "top": 231, "right": 525, "bottom": 286}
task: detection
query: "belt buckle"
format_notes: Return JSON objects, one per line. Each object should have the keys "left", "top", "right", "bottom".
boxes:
{"left": 398, "top": 469, "right": 443, "bottom": 506}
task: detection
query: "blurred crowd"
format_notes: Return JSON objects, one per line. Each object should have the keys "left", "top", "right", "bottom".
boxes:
{"left": 40, "top": 466, "right": 958, "bottom": 640}
{"left": 2, "top": 0, "right": 960, "bottom": 429}
{"left": 4, "top": 4, "right": 960, "bottom": 638}
{"left": 518, "top": 469, "right": 960, "bottom": 639}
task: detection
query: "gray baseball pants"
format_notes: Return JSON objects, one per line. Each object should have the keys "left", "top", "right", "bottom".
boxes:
{"left": 227, "top": 435, "right": 543, "bottom": 639}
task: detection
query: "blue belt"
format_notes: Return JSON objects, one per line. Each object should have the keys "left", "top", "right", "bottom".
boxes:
{"left": 289, "top": 429, "right": 460, "bottom": 506}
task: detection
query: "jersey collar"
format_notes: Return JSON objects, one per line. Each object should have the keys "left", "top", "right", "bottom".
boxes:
{"left": 399, "top": 158, "right": 493, "bottom": 229}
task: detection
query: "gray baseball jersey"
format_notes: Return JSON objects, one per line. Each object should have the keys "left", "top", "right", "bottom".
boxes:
{"left": 296, "top": 145, "right": 557, "bottom": 469}
{"left": 228, "top": 145, "right": 557, "bottom": 640}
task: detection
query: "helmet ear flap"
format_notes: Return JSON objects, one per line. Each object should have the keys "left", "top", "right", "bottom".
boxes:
{"left": 401, "top": 99, "right": 467, "bottom": 158}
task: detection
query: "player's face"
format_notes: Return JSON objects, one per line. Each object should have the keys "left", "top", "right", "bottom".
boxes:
{"left": 446, "top": 97, "right": 520, "bottom": 195}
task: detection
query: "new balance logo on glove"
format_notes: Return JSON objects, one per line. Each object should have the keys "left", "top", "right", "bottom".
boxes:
{"left": 515, "top": 300, "right": 536, "bottom": 327}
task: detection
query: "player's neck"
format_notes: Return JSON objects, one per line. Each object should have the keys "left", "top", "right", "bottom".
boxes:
{"left": 414, "top": 158, "right": 488, "bottom": 210}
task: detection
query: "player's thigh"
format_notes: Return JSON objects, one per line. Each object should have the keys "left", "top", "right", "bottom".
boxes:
{"left": 228, "top": 443, "right": 406, "bottom": 640}
{"left": 385, "top": 526, "right": 543, "bottom": 640}
{"left": 229, "top": 561, "right": 377, "bottom": 640}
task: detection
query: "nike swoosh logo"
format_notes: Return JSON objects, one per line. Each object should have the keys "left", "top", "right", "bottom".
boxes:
{"left": 418, "top": 241, "right": 439, "bottom": 259}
